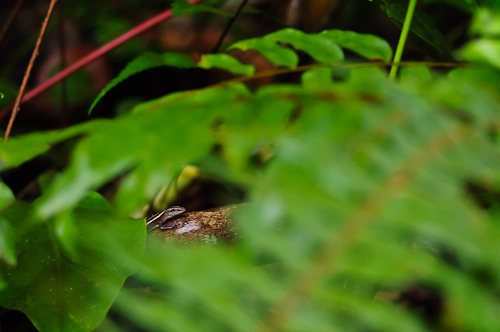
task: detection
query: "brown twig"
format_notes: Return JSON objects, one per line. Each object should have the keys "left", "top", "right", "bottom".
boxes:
{"left": 4, "top": 0, "right": 58, "bottom": 141}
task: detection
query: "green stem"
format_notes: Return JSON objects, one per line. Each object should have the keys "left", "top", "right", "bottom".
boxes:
{"left": 389, "top": 0, "right": 418, "bottom": 81}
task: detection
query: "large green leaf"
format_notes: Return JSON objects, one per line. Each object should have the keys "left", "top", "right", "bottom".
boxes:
{"left": 0, "top": 193, "right": 145, "bottom": 332}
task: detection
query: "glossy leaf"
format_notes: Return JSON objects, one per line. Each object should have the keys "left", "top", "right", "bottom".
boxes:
{"left": 0, "top": 193, "right": 145, "bottom": 332}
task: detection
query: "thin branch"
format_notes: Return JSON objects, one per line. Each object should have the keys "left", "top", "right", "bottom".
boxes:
{"left": 0, "top": 0, "right": 205, "bottom": 122}
{"left": 211, "top": 0, "right": 249, "bottom": 54}
{"left": 4, "top": 0, "right": 58, "bottom": 141}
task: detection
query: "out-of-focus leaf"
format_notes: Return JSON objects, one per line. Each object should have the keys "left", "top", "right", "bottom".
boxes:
{"left": 0, "top": 193, "right": 145, "bottom": 332}
{"left": 0, "top": 120, "right": 107, "bottom": 170}
{"left": 36, "top": 84, "right": 251, "bottom": 218}
{"left": 470, "top": 8, "right": 500, "bottom": 37}
{"left": 461, "top": 39, "right": 500, "bottom": 69}
{"left": 89, "top": 52, "right": 196, "bottom": 114}
{"left": 198, "top": 54, "right": 255, "bottom": 76}
{"left": 0, "top": 182, "right": 15, "bottom": 267}
{"left": 0, "top": 219, "right": 15, "bottom": 268}
{"left": 301, "top": 68, "right": 335, "bottom": 90}
{"left": 0, "top": 181, "right": 14, "bottom": 211}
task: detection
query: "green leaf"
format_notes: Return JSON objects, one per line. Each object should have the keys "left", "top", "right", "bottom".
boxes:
{"left": 320, "top": 29, "right": 393, "bottom": 61}
{"left": 229, "top": 37, "right": 299, "bottom": 67}
{"left": 0, "top": 218, "right": 16, "bottom": 268}
{"left": 88, "top": 52, "right": 196, "bottom": 114}
{"left": 0, "top": 182, "right": 15, "bottom": 267}
{"left": 228, "top": 28, "right": 395, "bottom": 67}
{"left": 198, "top": 54, "right": 255, "bottom": 75}
{"left": 0, "top": 120, "right": 107, "bottom": 170}
{"left": 266, "top": 28, "right": 344, "bottom": 63}
{"left": 36, "top": 84, "right": 251, "bottom": 217}
{"left": 461, "top": 38, "right": 500, "bottom": 69}
{"left": 0, "top": 193, "right": 145, "bottom": 332}
{"left": 301, "top": 68, "right": 335, "bottom": 90}
{"left": 470, "top": 8, "right": 500, "bottom": 37}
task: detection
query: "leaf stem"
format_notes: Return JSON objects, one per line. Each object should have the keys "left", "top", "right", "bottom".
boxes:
{"left": 389, "top": 0, "right": 418, "bottom": 81}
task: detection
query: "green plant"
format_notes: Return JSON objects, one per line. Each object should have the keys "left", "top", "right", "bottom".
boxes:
{"left": 2, "top": 1, "right": 500, "bottom": 331}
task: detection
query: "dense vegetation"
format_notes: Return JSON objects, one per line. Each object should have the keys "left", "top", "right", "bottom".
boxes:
{"left": 1, "top": 0, "right": 500, "bottom": 331}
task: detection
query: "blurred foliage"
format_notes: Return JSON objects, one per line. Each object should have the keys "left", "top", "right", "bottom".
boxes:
{"left": 2, "top": 1, "right": 500, "bottom": 332}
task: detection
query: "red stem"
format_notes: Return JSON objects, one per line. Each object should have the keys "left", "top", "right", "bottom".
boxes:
{"left": 0, "top": 0, "right": 203, "bottom": 121}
